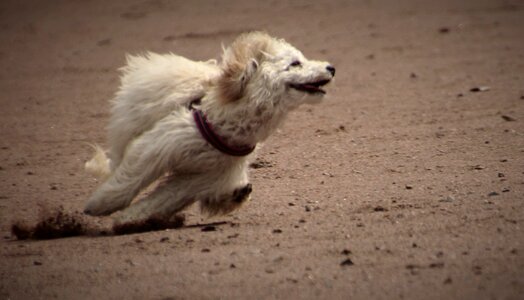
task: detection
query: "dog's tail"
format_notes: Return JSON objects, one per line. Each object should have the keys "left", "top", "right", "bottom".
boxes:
{"left": 85, "top": 144, "right": 111, "bottom": 180}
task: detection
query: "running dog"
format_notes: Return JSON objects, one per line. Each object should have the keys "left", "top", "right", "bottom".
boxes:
{"left": 84, "top": 31, "right": 335, "bottom": 223}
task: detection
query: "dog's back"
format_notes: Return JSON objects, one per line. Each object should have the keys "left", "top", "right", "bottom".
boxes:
{"left": 107, "top": 53, "right": 221, "bottom": 170}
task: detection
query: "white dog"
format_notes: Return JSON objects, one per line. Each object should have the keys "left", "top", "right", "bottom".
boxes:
{"left": 84, "top": 32, "right": 335, "bottom": 223}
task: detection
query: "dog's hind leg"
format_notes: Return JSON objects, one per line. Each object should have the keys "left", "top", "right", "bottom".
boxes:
{"left": 83, "top": 150, "right": 167, "bottom": 216}
{"left": 84, "top": 114, "right": 190, "bottom": 216}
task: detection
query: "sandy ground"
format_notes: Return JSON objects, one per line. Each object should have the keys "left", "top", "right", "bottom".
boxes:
{"left": 1, "top": 0, "right": 523, "bottom": 299}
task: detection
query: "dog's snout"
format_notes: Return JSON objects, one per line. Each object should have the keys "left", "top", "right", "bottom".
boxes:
{"left": 326, "top": 65, "right": 336, "bottom": 77}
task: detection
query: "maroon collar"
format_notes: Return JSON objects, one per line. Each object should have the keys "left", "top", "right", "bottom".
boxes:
{"left": 192, "top": 109, "right": 256, "bottom": 157}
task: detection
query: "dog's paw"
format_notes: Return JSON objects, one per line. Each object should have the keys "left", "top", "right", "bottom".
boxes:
{"left": 199, "top": 183, "right": 253, "bottom": 216}
{"left": 84, "top": 193, "right": 128, "bottom": 216}
{"left": 83, "top": 202, "right": 113, "bottom": 216}
{"left": 232, "top": 183, "right": 252, "bottom": 203}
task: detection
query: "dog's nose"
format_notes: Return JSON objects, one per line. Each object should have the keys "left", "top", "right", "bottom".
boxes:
{"left": 326, "top": 65, "right": 336, "bottom": 77}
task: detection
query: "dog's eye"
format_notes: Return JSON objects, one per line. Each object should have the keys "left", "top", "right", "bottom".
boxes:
{"left": 289, "top": 60, "right": 302, "bottom": 67}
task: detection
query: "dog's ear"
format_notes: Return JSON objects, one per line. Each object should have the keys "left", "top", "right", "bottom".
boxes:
{"left": 249, "top": 59, "right": 258, "bottom": 72}
{"left": 218, "top": 53, "right": 262, "bottom": 104}
{"left": 217, "top": 32, "right": 272, "bottom": 103}
{"left": 240, "top": 58, "right": 258, "bottom": 88}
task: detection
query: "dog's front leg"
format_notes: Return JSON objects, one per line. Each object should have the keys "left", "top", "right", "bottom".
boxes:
{"left": 114, "top": 163, "right": 251, "bottom": 223}
{"left": 199, "top": 183, "right": 252, "bottom": 216}
{"left": 113, "top": 175, "right": 201, "bottom": 223}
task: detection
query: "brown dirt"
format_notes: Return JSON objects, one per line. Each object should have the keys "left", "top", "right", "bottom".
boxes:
{"left": 11, "top": 208, "right": 87, "bottom": 240}
{"left": 1, "top": 0, "right": 523, "bottom": 299}
{"left": 10, "top": 207, "right": 186, "bottom": 239}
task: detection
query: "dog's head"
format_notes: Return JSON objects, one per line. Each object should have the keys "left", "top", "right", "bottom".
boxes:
{"left": 217, "top": 32, "right": 335, "bottom": 109}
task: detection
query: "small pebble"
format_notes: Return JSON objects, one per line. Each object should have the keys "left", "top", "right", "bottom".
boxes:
{"left": 470, "top": 86, "right": 490, "bottom": 92}
{"left": 439, "top": 196, "right": 455, "bottom": 203}
{"left": 429, "top": 262, "right": 445, "bottom": 268}
{"left": 340, "top": 258, "right": 354, "bottom": 266}
{"left": 405, "top": 264, "right": 420, "bottom": 270}
{"left": 374, "top": 206, "right": 387, "bottom": 212}
{"left": 341, "top": 249, "right": 352, "bottom": 255}
{"left": 201, "top": 226, "right": 216, "bottom": 232}
{"left": 227, "top": 233, "right": 239, "bottom": 239}
{"left": 97, "top": 38, "right": 111, "bottom": 46}
{"left": 472, "top": 266, "right": 482, "bottom": 275}
{"left": 501, "top": 115, "right": 516, "bottom": 122}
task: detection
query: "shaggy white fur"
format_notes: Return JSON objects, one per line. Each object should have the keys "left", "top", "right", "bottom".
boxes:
{"left": 84, "top": 31, "right": 335, "bottom": 223}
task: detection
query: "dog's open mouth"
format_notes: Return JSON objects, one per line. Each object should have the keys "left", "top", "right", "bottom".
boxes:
{"left": 289, "top": 79, "right": 330, "bottom": 95}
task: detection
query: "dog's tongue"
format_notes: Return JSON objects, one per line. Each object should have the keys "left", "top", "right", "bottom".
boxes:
{"left": 290, "top": 80, "right": 329, "bottom": 94}
{"left": 303, "top": 84, "right": 325, "bottom": 94}
{"left": 303, "top": 84, "right": 318, "bottom": 91}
